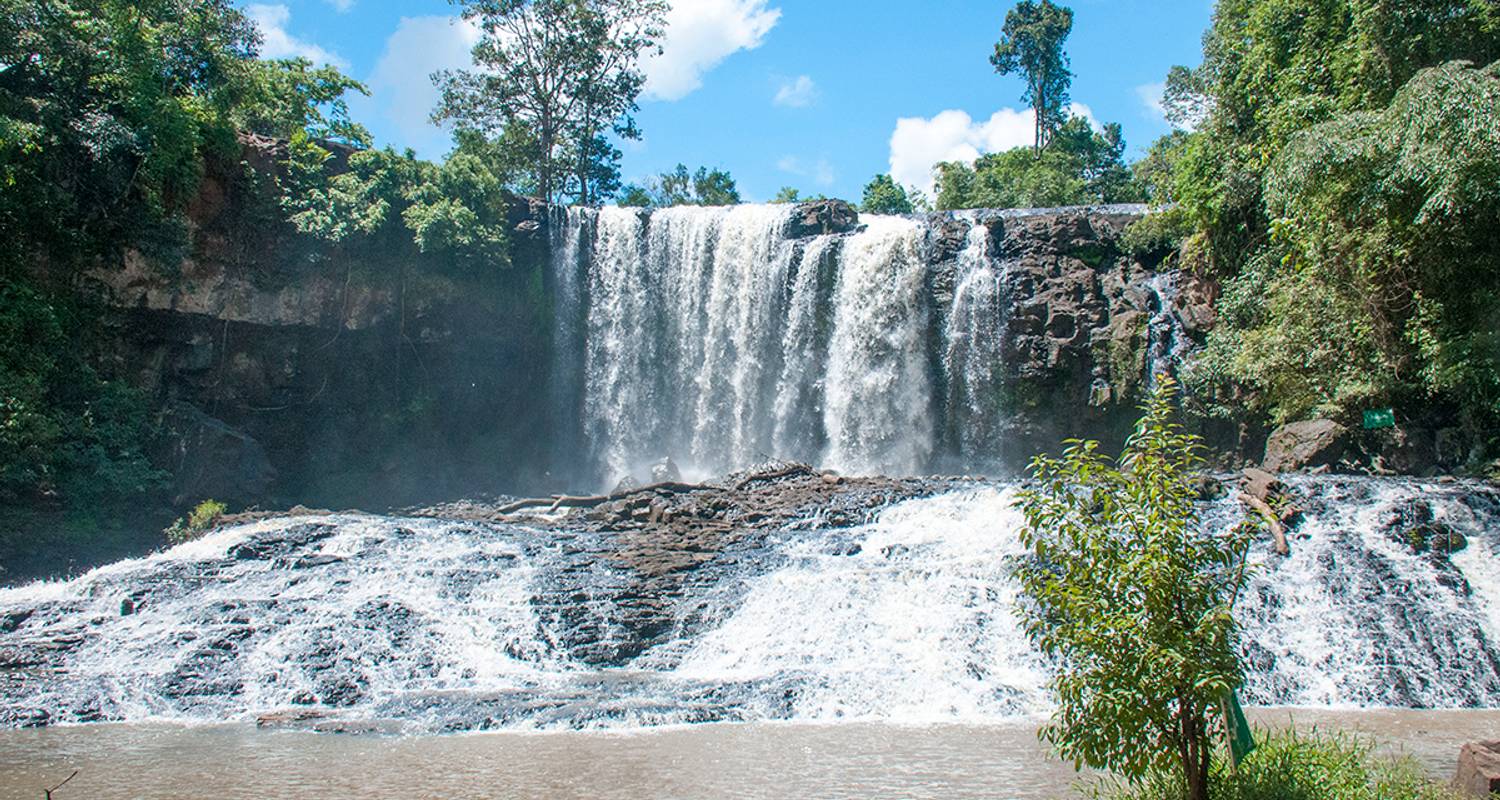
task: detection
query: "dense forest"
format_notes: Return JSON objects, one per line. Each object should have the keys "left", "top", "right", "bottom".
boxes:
{"left": 1, "top": 0, "right": 1497, "bottom": 568}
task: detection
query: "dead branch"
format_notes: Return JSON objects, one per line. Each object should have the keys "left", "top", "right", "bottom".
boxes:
{"left": 733, "top": 463, "right": 814, "bottom": 491}
{"left": 45, "top": 770, "right": 78, "bottom": 800}
{"left": 494, "top": 481, "right": 704, "bottom": 515}
{"left": 1239, "top": 492, "right": 1290, "bottom": 556}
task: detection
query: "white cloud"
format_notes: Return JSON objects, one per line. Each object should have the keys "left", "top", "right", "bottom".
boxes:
{"left": 246, "top": 4, "right": 347, "bottom": 68}
{"left": 777, "top": 155, "right": 835, "bottom": 187}
{"left": 888, "top": 102, "right": 1096, "bottom": 196}
{"left": 1136, "top": 82, "right": 1167, "bottom": 122}
{"left": 773, "top": 75, "right": 817, "bottom": 108}
{"left": 358, "top": 15, "right": 481, "bottom": 158}
{"left": 643, "top": 0, "right": 781, "bottom": 101}
{"left": 326, "top": 0, "right": 355, "bottom": 12}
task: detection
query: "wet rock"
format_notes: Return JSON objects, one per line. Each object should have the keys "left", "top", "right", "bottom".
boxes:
{"left": 256, "top": 708, "right": 331, "bottom": 729}
{"left": 784, "top": 199, "right": 859, "bottom": 237}
{"left": 0, "top": 610, "right": 31, "bottom": 634}
{"left": 1402, "top": 522, "right": 1468, "bottom": 556}
{"left": 649, "top": 457, "right": 682, "bottom": 484}
{"left": 1240, "top": 468, "right": 1285, "bottom": 504}
{"left": 290, "top": 554, "right": 344, "bottom": 569}
{"left": 228, "top": 523, "right": 337, "bottom": 561}
{"left": 1191, "top": 474, "right": 1226, "bottom": 501}
{"left": 1263, "top": 420, "right": 1349, "bottom": 473}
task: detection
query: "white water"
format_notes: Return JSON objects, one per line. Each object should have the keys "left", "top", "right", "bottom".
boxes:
{"left": 3, "top": 477, "right": 1498, "bottom": 731}
{"left": 553, "top": 205, "right": 1165, "bottom": 487}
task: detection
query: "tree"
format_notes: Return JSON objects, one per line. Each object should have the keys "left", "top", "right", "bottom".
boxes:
{"left": 991, "top": 0, "right": 1074, "bottom": 154}
{"left": 1163, "top": 0, "right": 1500, "bottom": 443}
{"left": 617, "top": 164, "right": 741, "bottom": 207}
{"left": 433, "top": 0, "right": 667, "bottom": 204}
{"left": 860, "top": 174, "right": 914, "bottom": 214}
{"left": 1161, "top": 65, "right": 1211, "bottom": 131}
{"left": 1014, "top": 378, "right": 1254, "bottom": 800}
{"left": 934, "top": 115, "right": 1142, "bottom": 210}
{"left": 771, "top": 186, "right": 802, "bottom": 204}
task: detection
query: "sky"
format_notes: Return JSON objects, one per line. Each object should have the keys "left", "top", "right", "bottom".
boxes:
{"left": 240, "top": 0, "right": 1214, "bottom": 203}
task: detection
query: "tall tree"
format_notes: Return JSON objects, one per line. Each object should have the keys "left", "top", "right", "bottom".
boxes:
{"left": 990, "top": 0, "right": 1074, "bottom": 154}
{"left": 432, "top": 0, "right": 667, "bottom": 205}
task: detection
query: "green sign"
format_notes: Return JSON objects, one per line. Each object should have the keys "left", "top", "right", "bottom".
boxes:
{"left": 1223, "top": 690, "right": 1256, "bottom": 766}
{"left": 1363, "top": 408, "right": 1396, "bottom": 430}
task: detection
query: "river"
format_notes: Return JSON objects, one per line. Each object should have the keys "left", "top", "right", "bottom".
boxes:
{"left": 0, "top": 709, "right": 1492, "bottom": 799}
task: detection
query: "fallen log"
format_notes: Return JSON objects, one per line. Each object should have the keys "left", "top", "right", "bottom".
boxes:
{"left": 494, "top": 481, "right": 703, "bottom": 515}
{"left": 733, "top": 463, "right": 814, "bottom": 491}
{"left": 1239, "top": 492, "right": 1290, "bottom": 556}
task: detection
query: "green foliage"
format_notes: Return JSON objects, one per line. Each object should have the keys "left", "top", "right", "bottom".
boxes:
{"left": 0, "top": 0, "right": 261, "bottom": 271}
{"left": 992, "top": 0, "right": 1075, "bottom": 152}
{"left": 1190, "top": 60, "right": 1500, "bottom": 428}
{"left": 164, "top": 499, "right": 227, "bottom": 545}
{"left": 771, "top": 186, "right": 802, "bottom": 204}
{"left": 0, "top": 282, "right": 165, "bottom": 510}
{"left": 1091, "top": 729, "right": 1467, "bottom": 800}
{"left": 1122, "top": 207, "right": 1194, "bottom": 261}
{"left": 617, "top": 164, "right": 741, "bottom": 207}
{"left": 1153, "top": 0, "right": 1500, "bottom": 447}
{"left": 1015, "top": 378, "right": 1254, "bottom": 800}
{"left": 231, "top": 58, "right": 370, "bottom": 146}
{"left": 859, "top": 174, "right": 915, "bottom": 214}
{"left": 434, "top": 0, "right": 668, "bottom": 204}
{"left": 936, "top": 116, "right": 1143, "bottom": 210}
{"left": 280, "top": 130, "right": 514, "bottom": 270}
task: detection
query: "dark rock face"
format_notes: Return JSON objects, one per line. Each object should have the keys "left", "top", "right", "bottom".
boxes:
{"left": 157, "top": 403, "right": 276, "bottom": 507}
{"left": 925, "top": 207, "right": 1185, "bottom": 467}
{"left": 81, "top": 139, "right": 557, "bottom": 512}
{"left": 1263, "top": 419, "right": 1350, "bottom": 473}
{"left": 784, "top": 200, "right": 860, "bottom": 237}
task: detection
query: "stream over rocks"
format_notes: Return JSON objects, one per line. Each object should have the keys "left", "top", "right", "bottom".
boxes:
{"left": 3, "top": 471, "right": 1499, "bottom": 733}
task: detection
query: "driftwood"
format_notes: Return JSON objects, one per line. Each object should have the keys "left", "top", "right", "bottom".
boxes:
{"left": 733, "top": 463, "right": 814, "bottom": 491}
{"left": 1239, "top": 492, "right": 1290, "bottom": 556}
{"left": 494, "top": 481, "right": 703, "bottom": 515}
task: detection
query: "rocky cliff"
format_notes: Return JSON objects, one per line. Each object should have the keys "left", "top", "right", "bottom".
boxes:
{"left": 79, "top": 139, "right": 559, "bottom": 513}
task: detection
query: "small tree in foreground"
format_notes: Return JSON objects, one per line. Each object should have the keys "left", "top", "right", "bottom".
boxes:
{"left": 1014, "top": 378, "right": 1254, "bottom": 800}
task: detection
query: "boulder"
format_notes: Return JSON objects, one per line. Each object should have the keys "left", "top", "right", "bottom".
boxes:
{"left": 1240, "top": 468, "right": 1284, "bottom": 504}
{"left": 784, "top": 200, "right": 859, "bottom": 237}
{"left": 1454, "top": 741, "right": 1500, "bottom": 796}
{"left": 158, "top": 403, "right": 276, "bottom": 507}
{"left": 650, "top": 456, "right": 682, "bottom": 484}
{"left": 1263, "top": 420, "right": 1349, "bottom": 473}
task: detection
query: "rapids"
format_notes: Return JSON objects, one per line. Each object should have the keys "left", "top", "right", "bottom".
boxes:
{"left": 2, "top": 477, "right": 1498, "bottom": 732}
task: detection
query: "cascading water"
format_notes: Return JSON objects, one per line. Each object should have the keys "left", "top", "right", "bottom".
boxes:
{"left": 942, "top": 215, "right": 1013, "bottom": 468}
{"left": 554, "top": 204, "right": 1141, "bottom": 487}
{"left": 3, "top": 477, "right": 1499, "bottom": 731}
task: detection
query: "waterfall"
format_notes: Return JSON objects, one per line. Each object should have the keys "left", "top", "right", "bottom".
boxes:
{"left": 822, "top": 216, "right": 934, "bottom": 476}
{"left": 942, "top": 216, "right": 1012, "bottom": 468}
{"left": 4, "top": 477, "right": 1498, "bottom": 731}
{"left": 555, "top": 205, "right": 1074, "bottom": 487}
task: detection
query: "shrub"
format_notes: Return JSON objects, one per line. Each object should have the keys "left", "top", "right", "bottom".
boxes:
{"left": 1014, "top": 377, "right": 1256, "bottom": 800}
{"left": 1089, "top": 729, "right": 1468, "bottom": 800}
{"left": 164, "top": 500, "right": 227, "bottom": 545}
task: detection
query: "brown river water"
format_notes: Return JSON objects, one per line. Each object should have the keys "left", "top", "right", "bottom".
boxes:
{"left": 1, "top": 709, "right": 1496, "bottom": 799}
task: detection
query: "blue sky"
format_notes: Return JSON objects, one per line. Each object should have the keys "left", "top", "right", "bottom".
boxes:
{"left": 241, "top": 0, "right": 1214, "bottom": 202}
